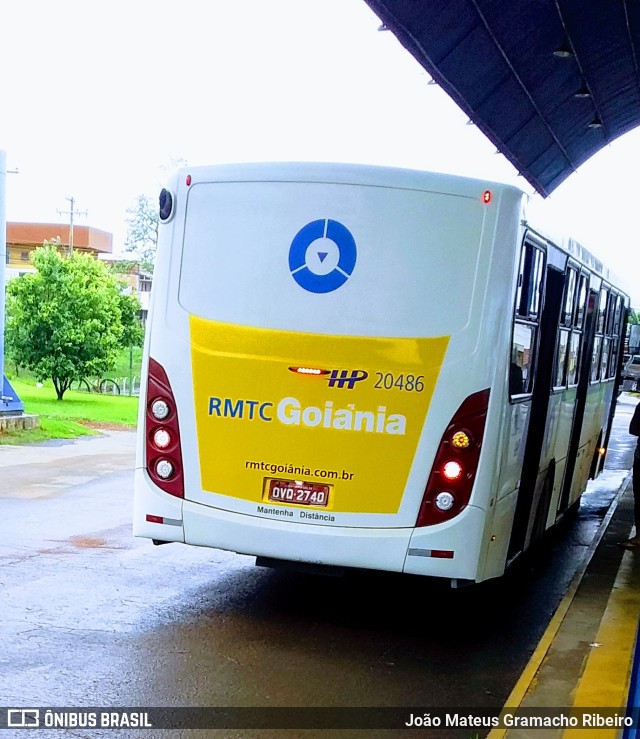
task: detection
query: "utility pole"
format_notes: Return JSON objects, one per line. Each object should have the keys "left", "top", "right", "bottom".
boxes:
{"left": 0, "top": 152, "right": 6, "bottom": 400}
{"left": 57, "top": 196, "right": 87, "bottom": 256}
{"left": 0, "top": 151, "right": 25, "bottom": 413}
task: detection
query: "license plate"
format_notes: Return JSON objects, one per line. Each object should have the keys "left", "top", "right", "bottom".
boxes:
{"left": 266, "top": 478, "right": 331, "bottom": 507}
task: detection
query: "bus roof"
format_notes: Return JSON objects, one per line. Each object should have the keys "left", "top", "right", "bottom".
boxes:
{"left": 176, "top": 161, "right": 524, "bottom": 200}
{"left": 175, "top": 161, "right": 628, "bottom": 298}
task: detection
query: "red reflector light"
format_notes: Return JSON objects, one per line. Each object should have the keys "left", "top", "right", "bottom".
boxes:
{"left": 186, "top": 174, "right": 192, "bottom": 186}
{"left": 430, "top": 550, "right": 454, "bottom": 559}
{"left": 483, "top": 190, "right": 492, "bottom": 204}
{"left": 146, "top": 514, "right": 163, "bottom": 524}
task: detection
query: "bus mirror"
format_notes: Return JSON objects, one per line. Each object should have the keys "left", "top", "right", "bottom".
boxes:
{"left": 159, "top": 188, "right": 175, "bottom": 222}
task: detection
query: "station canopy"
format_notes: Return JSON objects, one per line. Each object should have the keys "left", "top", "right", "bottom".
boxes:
{"left": 363, "top": 0, "right": 640, "bottom": 196}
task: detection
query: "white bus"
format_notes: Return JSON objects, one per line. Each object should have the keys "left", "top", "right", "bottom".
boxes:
{"left": 133, "top": 163, "right": 629, "bottom": 584}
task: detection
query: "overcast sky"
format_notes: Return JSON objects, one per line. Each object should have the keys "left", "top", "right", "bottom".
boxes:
{"left": 3, "top": 0, "right": 640, "bottom": 302}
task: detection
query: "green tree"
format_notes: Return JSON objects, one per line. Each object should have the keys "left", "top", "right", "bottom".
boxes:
{"left": 5, "top": 245, "right": 143, "bottom": 400}
{"left": 103, "top": 261, "right": 147, "bottom": 347}
{"left": 124, "top": 194, "right": 158, "bottom": 272}
{"left": 106, "top": 258, "right": 140, "bottom": 276}
{"left": 117, "top": 289, "right": 145, "bottom": 348}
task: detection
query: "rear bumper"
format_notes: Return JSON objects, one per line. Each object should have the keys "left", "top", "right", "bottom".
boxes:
{"left": 182, "top": 499, "right": 412, "bottom": 572}
{"left": 134, "top": 469, "right": 485, "bottom": 580}
{"left": 133, "top": 468, "right": 184, "bottom": 543}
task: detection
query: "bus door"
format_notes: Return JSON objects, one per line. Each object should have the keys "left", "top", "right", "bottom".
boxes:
{"left": 507, "top": 247, "right": 565, "bottom": 560}
{"left": 557, "top": 285, "right": 598, "bottom": 513}
{"left": 598, "top": 301, "right": 629, "bottom": 476}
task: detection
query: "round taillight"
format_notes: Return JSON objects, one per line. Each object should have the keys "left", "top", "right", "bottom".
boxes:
{"left": 435, "top": 492, "right": 455, "bottom": 511}
{"left": 442, "top": 460, "right": 463, "bottom": 480}
{"left": 156, "top": 459, "right": 174, "bottom": 480}
{"left": 451, "top": 430, "right": 471, "bottom": 449}
{"left": 151, "top": 399, "right": 170, "bottom": 420}
{"left": 153, "top": 428, "right": 171, "bottom": 449}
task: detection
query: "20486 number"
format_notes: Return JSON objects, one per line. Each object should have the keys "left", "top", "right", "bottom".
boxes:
{"left": 374, "top": 373, "right": 424, "bottom": 392}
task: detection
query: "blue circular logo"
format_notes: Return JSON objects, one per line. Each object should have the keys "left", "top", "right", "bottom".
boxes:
{"left": 289, "top": 219, "right": 357, "bottom": 294}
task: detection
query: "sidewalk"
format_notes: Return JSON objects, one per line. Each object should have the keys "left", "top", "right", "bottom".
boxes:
{"left": 488, "top": 475, "right": 640, "bottom": 738}
{"left": 0, "top": 430, "right": 136, "bottom": 498}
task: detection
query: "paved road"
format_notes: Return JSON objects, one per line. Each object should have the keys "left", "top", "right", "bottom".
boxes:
{"left": 0, "top": 431, "right": 136, "bottom": 500}
{"left": 0, "top": 399, "right": 635, "bottom": 738}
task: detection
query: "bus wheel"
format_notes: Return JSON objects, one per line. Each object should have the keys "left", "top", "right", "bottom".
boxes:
{"left": 563, "top": 497, "right": 581, "bottom": 521}
{"left": 532, "top": 465, "right": 554, "bottom": 545}
{"left": 589, "top": 433, "right": 604, "bottom": 479}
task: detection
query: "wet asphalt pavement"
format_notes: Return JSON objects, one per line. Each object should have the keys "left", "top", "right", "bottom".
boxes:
{"left": 0, "top": 397, "right": 636, "bottom": 738}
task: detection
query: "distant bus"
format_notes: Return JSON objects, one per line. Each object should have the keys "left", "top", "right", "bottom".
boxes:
{"left": 133, "top": 163, "right": 629, "bottom": 584}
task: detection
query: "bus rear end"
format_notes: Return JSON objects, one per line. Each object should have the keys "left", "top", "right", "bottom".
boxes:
{"left": 133, "top": 163, "right": 523, "bottom": 583}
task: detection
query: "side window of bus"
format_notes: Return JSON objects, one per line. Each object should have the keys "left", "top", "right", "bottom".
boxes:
{"left": 603, "top": 291, "right": 621, "bottom": 379}
{"left": 574, "top": 273, "right": 589, "bottom": 328}
{"left": 555, "top": 328, "right": 570, "bottom": 386}
{"left": 600, "top": 338, "right": 611, "bottom": 380}
{"left": 511, "top": 241, "right": 543, "bottom": 397}
{"left": 516, "top": 243, "right": 544, "bottom": 319}
{"left": 554, "top": 265, "right": 583, "bottom": 389}
{"left": 563, "top": 267, "right": 577, "bottom": 326}
{"left": 606, "top": 290, "right": 617, "bottom": 333}
{"left": 609, "top": 294, "right": 625, "bottom": 377}
{"left": 567, "top": 272, "right": 589, "bottom": 386}
{"left": 592, "top": 287, "right": 609, "bottom": 382}
{"left": 614, "top": 294, "right": 624, "bottom": 334}
{"left": 511, "top": 323, "right": 535, "bottom": 395}
{"left": 591, "top": 337, "right": 602, "bottom": 381}
{"left": 596, "top": 288, "right": 608, "bottom": 334}
{"left": 566, "top": 331, "right": 581, "bottom": 385}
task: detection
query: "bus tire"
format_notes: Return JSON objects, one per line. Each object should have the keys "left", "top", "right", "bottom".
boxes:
{"left": 589, "top": 433, "right": 604, "bottom": 479}
{"left": 563, "top": 497, "right": 581, "bottom": 521}
{"left": 532, "top": 464, "right": 554, "bottom": 545}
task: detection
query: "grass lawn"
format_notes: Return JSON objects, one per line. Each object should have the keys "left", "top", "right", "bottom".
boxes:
{"left": 112, "top": 346, "right": 143, "bottom": 378}
{"left": 0, "top": 378, "right": 139, "bottom": 445}
{"left": 6, "top": 346, "right": 144, "bottom": 387}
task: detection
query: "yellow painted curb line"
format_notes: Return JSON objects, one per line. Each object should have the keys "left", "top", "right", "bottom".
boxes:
{"left": 487, "top": 474, "right": 632, "bottom": 739}
{"left": 562, "top": 549, "right": 640, "bottom": 738}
